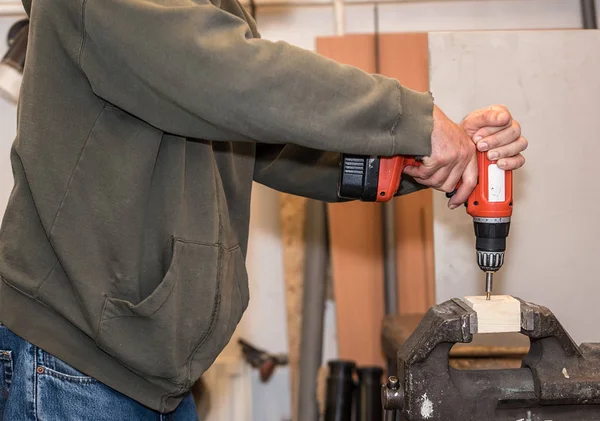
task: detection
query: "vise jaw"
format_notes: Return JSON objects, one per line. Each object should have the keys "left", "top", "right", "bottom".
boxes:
{"left": 381, "top": 298, "right": 600, "bottom": 421}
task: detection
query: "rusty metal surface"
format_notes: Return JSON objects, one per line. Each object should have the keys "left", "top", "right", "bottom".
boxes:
{"left": 381, "top": 298, "right": 600, "bottom": 420}
{"left": 382, "top": 313, "right": 530, "bottom": 359}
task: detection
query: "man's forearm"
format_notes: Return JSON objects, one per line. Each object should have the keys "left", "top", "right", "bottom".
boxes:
{"left": 253, "top": 144, "right": 429, "bottom": 202}
{"left": 253, "top": 144, "right": 342, "bottom": 202}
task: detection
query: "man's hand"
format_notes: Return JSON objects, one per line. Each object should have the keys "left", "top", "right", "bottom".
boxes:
{"left": 461, "top": 105, "right": 527, "bottom": 170}
{"left": 404, "top": 105, "right": 478, "bottom": 209}
{"left": 404, "top": 104, "right": 528, "bottom": 210}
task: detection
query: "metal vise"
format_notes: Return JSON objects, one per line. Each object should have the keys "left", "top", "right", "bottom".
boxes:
{"left": 381, "top": 298, "right": 600, "bottom": 420}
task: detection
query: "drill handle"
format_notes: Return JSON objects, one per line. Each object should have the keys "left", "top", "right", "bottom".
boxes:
{"left": 376, "top": 155, "right": 421, "bottom": 201}
{"left": 446, "top": 151, "right": 513, "bottom": 218}
{"left": 467, "top": 151, "right": 513, "bottom": 218}
{"left": 339, "top": 150, "right": 511, "bottom": 205}
{"left": 338, "top": 154, "right": 421, "bottom": 201}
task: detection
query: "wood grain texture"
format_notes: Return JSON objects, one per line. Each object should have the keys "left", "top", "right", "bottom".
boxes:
{"left": 463, "top": 295, "right": 521, "bottom": 333}
{"left": 327, "top": 200, "right": 385, "bottom": 366}
{"left": 317, "top": 33, "right": 434, "bottom": 367}
{"left": 379, "top": 34, "right": 436, "bottom": 314}
{"left": 316, "top": 34, "right": 377, "bottom": 74}
{"left": 279, "top": 193, "right": 308, "bottom": 419}
{"left": 317, "top": 34, "right": 384, "bottom": 367}
{"left": 449, "top": 357, "right": 524, "bottom": 370}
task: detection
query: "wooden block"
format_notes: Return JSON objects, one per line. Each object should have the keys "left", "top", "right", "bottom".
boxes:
{"left": 463, "top": 296, "right": 521, "bottom": 334}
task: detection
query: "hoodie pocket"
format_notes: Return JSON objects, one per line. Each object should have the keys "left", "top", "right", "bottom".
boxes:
{"left": 96, "top": 239, "right": 246, "bottom": 382}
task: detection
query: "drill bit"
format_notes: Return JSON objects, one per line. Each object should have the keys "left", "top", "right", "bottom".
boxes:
{"left": 485, "top": 272, "right": 493, "bottom": 300}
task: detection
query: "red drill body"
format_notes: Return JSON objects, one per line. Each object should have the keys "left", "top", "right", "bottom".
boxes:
{"left": 466, "top": 152, "right": 513, "bottom": 220}
{"left": 338, "top": 151, "right": 513, "bottom": 298}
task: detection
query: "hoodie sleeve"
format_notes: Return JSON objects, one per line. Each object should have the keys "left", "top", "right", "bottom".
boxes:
{"left": 252, "top": 144, "right": 428, "bottom": 202}
{"left": 76, "top": 0, "right": 434, "bottom": 158}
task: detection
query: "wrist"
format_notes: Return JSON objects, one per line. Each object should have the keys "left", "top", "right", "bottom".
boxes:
{"left": 390, "top": 85, "right": 434, "bottom": 157}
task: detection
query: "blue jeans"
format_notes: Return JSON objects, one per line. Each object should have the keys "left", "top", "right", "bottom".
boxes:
{"left": 0, "top": 323, "right": 199, "bottom": 420}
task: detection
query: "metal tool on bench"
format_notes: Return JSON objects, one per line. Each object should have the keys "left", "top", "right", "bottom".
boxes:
{"left": 380, "top": 298, "right": 600, "bottom": 420}
{"left": 337, "top": 149, "right": 513, "bottom": 300}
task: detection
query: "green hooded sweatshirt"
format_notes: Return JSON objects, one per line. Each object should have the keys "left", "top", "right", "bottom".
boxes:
{"left": 0, "top": 0, "right": 433, "bottom": 412}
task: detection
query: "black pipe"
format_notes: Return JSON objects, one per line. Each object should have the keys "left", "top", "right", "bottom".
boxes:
{"left": 356, "top": 367, "right": 384, "bottom": 421}
{"left": 581, "top": 0, "right": 598, "bottom": 29}
{"left": 325, "top": 360, "right": 356, "bottom": 421}
{"left": 383, "top": 410, "right": 400, "bottom": 421}
{"left": 373, "top": 1, "right": 400, "bottom": 379}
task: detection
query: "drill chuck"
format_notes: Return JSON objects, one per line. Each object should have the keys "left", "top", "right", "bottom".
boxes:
{"left": 477, "top": 251, "right": 505, "bottom": 272}
{"left": 473, "top": 217, "right": 511, "bottom": 272}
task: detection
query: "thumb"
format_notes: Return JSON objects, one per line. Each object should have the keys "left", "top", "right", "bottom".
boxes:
{"left": 461, "top": 105, "right": 511, "bottom": 137}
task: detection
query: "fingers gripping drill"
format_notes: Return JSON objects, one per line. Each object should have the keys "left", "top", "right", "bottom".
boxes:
{"left": 337, "top": 152, "right": 513, "bottom": 299}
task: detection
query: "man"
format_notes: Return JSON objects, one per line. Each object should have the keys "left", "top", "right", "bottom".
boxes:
{"left": 0, "top": 0, "right": 527, "bottom": 419}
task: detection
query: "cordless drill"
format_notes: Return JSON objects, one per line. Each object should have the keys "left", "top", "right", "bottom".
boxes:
{"left": 338, "top": 152, "right": 513, "bottom": 299}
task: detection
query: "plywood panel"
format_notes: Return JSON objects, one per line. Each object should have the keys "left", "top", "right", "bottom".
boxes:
{"left": 316, "top": 34, "right": 377, "bottom": 74}
{"left": 429, "top": 30, "right": 600, "bottom": 345}
{"left": 317, "top": 34, "right": 385, "bottom": 367}
{"left": 378, "top": 34, "right": 435, "bottom": 313}
{"left": 279, "top": 193, "right": 307, "bottom": 418}
{"left": 318, "top": 33, "right": 434, "bottom": 366}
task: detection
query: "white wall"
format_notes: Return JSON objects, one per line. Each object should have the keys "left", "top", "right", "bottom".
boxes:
{"left": 255, "top": 0, "right": 594, "bottom": 45}
{"left": 430, "top": 29, "right": 600, "bottom": 346}
{"left": 237, "top": 183, "right": 292, "bottom": 421}
{"left": 0, "top": 16, "right": 18, "bottom": 218}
